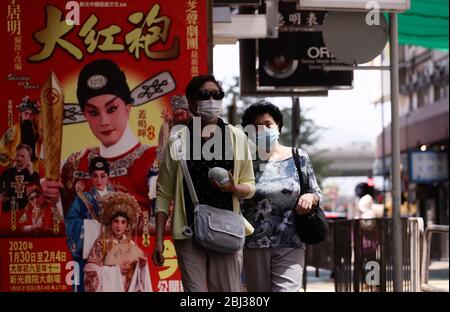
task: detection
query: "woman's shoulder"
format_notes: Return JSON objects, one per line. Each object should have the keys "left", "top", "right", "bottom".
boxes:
{"left": 293, "top": 147, "right": 310, "bottom": 158}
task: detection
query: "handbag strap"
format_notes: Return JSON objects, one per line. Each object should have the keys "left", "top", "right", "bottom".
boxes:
{"left": 292, "top": 148, "right": 322, "bottom": 217}
{"left": 171, "top": 133, "right": 199, "bottom": 206}
{"left": 292, "top": 147, "right": 305, "bottom": 196}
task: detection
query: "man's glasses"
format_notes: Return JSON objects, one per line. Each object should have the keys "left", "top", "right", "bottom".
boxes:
{"left": 196, "top": 90, "right": 225, "bottom": 101}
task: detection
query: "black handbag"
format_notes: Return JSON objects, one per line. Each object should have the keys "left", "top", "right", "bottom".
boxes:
{"left": 292, "top": 148, "right": 328, "bottom": 245}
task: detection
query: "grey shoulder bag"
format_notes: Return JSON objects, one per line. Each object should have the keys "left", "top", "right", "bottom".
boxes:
{"left": 171, "top": 133, "right": 245, "bottom": 254}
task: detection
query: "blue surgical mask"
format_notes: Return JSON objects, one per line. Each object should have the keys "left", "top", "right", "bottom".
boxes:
{"left": 257, "top": 127, "right": 279, "bottom": 152}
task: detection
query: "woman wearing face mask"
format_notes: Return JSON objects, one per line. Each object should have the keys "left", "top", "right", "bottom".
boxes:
{"left": 240, "top": 101, "right": 323, "bottom": 292}
{"left": 152, "top": 75, "right": 256, "bottom": 292}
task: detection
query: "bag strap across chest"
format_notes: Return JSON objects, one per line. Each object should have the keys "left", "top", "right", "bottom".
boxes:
{"left": 171, "top": 133, "right": 199, "bottom": 207}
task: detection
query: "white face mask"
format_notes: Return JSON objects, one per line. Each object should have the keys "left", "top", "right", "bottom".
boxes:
{"left": 257, "top": 127, "right": 279, "bottom": 152}
{"left": 197, "top": 100, "right": 223, "bottom": 122}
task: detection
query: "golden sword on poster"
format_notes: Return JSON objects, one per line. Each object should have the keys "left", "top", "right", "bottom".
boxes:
{"left": 41, "top": 72, "right": 64, "bottom": 234}
{"left": 142, "top": 210, "right": 150, "bottom": 247}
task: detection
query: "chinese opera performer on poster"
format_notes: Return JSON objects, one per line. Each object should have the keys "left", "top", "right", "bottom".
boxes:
{"left": 0, "top": 0, "right": 208, "bottom": 292}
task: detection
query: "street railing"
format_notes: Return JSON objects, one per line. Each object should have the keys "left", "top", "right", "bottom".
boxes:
{"left": 409, "top": 217, "right": 424, "bottom": 292}
{"left": 305, "top": 217, "right": 425, "bottom": 292}
{"left": 421, "top": 224, "right": 449, "bottom": 292}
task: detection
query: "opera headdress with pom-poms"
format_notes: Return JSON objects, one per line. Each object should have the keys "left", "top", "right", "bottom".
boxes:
{"left": 99, "top": 192, "right": 141, "bottom": 231}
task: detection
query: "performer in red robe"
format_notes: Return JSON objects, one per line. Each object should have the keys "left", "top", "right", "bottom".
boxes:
{"left": 42, "top": 59, "right": 158, "bottom": 251}
{"left": 60, "top": 127, "right": 157, "bottom": 222}
{"left": 17, "top": 184, "right": 60, "bottom": 234}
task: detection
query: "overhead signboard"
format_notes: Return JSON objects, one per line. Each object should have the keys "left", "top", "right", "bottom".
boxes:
{"left": 240, "top": 39, "right": 329, "bottom": 96}
{"left": 256, "top": 2, "right": 353, "bottom": 90}
{"left": 297, "top": 0, "right": 411, "bottom": 12}
{"left": 409, "top": 151, "right": 448, "bottom": 184}
{"left": 214, "top": 0, "right": 261, "bottom": 6}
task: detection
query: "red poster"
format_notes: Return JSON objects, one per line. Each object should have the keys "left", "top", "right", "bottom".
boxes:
{"left": 0, "top": 0, "right": 209, "bottom": 292}
{"left": 0, "top": 237, "right": 71, "bottom": 292}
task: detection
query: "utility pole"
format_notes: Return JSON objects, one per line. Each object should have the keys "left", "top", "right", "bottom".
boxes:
{"left": 389, "top": 12, "right": 404, "bottom": 292}
{"left": 381, "top": 52, "right": 387, "bottom": 216}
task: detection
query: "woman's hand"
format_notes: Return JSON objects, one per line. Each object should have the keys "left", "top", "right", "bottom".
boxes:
{"left": 296, "top": 193, "right": 317, "bottom": 215}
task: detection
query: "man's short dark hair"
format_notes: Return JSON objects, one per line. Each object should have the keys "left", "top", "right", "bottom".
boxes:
{"left": 15, "top": 144, "right": 33, "bottom": 157}
{"left": 185, "top": 75, "right": 223, "bottom": 102}
{"left": 241, "top": 101, "right": 284, "bottom": 132}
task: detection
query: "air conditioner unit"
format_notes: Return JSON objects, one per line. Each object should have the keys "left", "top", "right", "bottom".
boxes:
{"left": 296, "top": 0, "right": 410, "bottom": 12}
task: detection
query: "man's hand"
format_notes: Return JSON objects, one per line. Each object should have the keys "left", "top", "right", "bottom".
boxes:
{"left": 41, "top": 179, "right": 63, "bottom": 204}
{"left": 27, "top": 162, "right": 34, "bottom": 175}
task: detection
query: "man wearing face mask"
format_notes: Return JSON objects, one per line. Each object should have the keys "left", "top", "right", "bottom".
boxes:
{"left": 0, "top": 96, "right": 43, "bottom": 171}
{"left": 153, "top": 75, "right": 256, "bottom": 292}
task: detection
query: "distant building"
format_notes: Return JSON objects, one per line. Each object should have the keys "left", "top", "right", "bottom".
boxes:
{"left": 314, "top": 142, "right": 375, "bottom": 177}
{"left": 375, "top": 46, "right": 449, "bottom": 260}
{"left": 316, "top": 142, "right": 376, "bottom": 219}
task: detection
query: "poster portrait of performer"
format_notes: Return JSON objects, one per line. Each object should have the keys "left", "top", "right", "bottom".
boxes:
{"left": 0, "top": 0, "right": 210, "bottom": 292}
{"left": 170, "top": 95, "right": 192, "bottom": 127}
{"left": 157, "top": 95, "right": 192, "bottom": 149}
{"left": 84, "top": 192, "right": 152, "bottom": 292}
{"left": 17, "top": 183, "right": 62, "bottom": 235}
{"left": 41, "top": 59, "right": 158, "bottom": 242}
{"left": 0, "top": 144, "right": 40, "bottom": 214}
{"left": 65, "top": 156, "right": 114, "bottom": 291}
{"left": 0, "top": 96, "right": 43, "bottom": 171}
{"left": 150, "top": 95, "right": 192, "bottom": 225}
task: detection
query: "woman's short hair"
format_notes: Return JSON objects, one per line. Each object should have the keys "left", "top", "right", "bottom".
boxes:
{"left": 242, "top": 100, "right": 284, "bottom": 132}
{"left": 185, "top": 75, "right": 223, "bottom": 101}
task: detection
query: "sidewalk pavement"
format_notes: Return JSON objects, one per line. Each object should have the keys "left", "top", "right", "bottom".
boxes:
{"left": 302, "top": 267, "right": 334, "bottom": 292}
{"left": 427, "top": 260, "right": 449, "bottom": 291}
{"left": 302, "top": 260, "right": 449, "bottom": 292}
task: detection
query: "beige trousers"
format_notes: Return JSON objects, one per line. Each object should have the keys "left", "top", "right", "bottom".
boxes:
{"left": 243, "top": 247, "right": 305, "bottom": 292}
{"left": 174, "top": 238, "right": 243, "bottom": 292}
